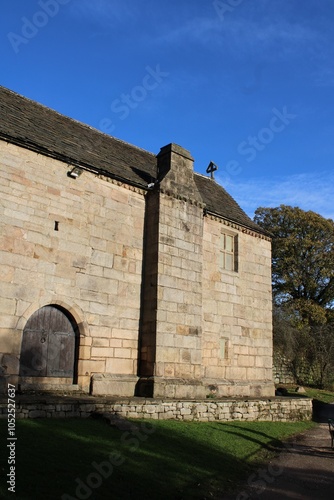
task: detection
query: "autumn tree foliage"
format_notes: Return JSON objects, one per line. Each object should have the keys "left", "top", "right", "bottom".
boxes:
{"left": 254, "top": 205, "right": 334, "bottom": 388}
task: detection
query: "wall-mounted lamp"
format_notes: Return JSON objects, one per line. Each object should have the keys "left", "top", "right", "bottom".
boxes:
{"left": 67, "top": 166, "right": 83, "bottom": 179}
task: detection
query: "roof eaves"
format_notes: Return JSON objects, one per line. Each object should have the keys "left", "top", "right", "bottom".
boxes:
{"left": 0, "top": 132, "right": 150, "bottom": 191}
{"left": 203, "top": 207, "right": 272, "bottom": 239}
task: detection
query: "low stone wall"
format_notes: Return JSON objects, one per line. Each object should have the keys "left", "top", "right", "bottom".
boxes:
{"left": 0, "top": 396, "right": 313, "bottom": 421}
{"left": 273, "top": 353, "right": 295, "bottom": 385}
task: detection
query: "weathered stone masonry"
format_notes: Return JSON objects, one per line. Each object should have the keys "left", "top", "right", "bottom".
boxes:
{"left": 0, "top": 397, "right": 312, "bottom": 422}
{"left": 0, "top": 86, "right": 274, "bottom": 399}
{"left": 0, "top": 141, "right": 145, "bottom": 394}
{"left": 138, "top": 145, "right": 205, "bottom": 398}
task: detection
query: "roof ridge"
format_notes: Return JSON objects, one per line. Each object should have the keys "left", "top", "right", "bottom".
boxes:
{"left": 194, "top": 172, "right": 213, "bottom": 180}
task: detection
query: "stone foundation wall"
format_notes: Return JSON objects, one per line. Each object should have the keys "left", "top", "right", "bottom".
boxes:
{"left": 0, "top": 397, "right": 312, "bottom": 421}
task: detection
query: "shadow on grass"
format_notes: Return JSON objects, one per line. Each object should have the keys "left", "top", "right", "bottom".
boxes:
{"left": 0, "top": 418, "right": 316, "bottom": 500}
{"left": 0, "top": 418, "right": 274, "bottom": 500}
{"left": 217, "top": 424, "right": 282, "bottom": 460}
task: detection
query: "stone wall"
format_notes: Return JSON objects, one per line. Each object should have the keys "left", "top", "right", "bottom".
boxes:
{"left": 0, "top": 397, "right": 312, "bottom": 421}
{"left": 0, "top": 138, "right": 275, "bottom": 399}
{"left": 202, "top": 216, "right": 274, "bottom": 397}
{"left": 273, "top": 353, "right": 295, "bottom": 385}
{"left": 137, "top": 144, "right": 274, "bottom": 399}
{"left": 137, "top": 144, "right": 206, "bottom": 398}
{"left": 0, "top": 140, "right": 145, "bottom": 394}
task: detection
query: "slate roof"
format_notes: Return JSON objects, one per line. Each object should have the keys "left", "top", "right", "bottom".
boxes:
{"left": 0, "top": 85, "right": 267, "bottom": 236}
{"left": 0, "top": 86, "right": 157, "bottom": 188}
{"left": 194, "top": 174, "right": 265, "bottom": 234}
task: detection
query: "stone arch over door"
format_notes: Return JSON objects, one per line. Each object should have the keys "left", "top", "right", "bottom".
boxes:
{"left": 19, "top": 305, "right": 79, "bottom": 383}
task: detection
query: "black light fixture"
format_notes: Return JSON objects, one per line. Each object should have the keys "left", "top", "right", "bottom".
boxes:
{"left": 67, "top": 166, "right": 83, "bottom": 179}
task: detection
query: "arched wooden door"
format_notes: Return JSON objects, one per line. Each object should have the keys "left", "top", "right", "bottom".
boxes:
{"left": 20, "top": 305, "right": 77, "bottom": 380}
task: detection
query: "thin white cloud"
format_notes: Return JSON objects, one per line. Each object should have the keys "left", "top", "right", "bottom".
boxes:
{"left": 156, "top": 17, "right": 223, "bottom": 46}
{"left": 312, "top": 67, "right": 334, "bottom": 87}
{"left": 217, "top": 172, "right": 334, "bottom": 221}
{"left": 218, "top": 18, "right": 322, "bottom": 62}
{"left": 67, "top": 1, "right": 331, "bottom": 72}
{"left": 69, "top": 0, "right": 136, "bottom": 25}
{"left": 154, "top": 7, "right": 322, "bottom": 61}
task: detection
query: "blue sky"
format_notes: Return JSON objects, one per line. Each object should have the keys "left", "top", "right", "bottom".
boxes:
{"left": 1, "top": 0, "right": 334, "bottom": 219}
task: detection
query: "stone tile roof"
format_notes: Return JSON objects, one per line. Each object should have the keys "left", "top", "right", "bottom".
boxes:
{"left": 0, "top": 86, "right": 157, "bottom": 188}
{"left": 0, "top": 85, "right": 267, "bottom": 236}
{"left": 194, "top": 174, "right": 266, "bottom": 234}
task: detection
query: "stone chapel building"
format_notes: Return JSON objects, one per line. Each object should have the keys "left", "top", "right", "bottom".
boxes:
{"left": 0, "top": 86, "right": 274, "bottom": 398}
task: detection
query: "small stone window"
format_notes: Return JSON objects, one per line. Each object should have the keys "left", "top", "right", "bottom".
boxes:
{"left": 220, "top": 338, "right": 229, "bottom": 359}
{"left": 220, "top": 232, "right": 238, "bottom": 271}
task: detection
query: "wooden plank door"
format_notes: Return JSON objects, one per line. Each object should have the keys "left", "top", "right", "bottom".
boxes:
{"left": 20, "top": 306, "right": 76, "bottom": 380}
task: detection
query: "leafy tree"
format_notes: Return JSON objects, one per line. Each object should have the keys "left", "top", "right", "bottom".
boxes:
{"left": 254, "top": 205, "right": 334, "bottom": 313}
{"left": 254, "top": 205, "right": 334, "bottom": 388}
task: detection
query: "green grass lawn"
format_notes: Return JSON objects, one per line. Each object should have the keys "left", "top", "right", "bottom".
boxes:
{"left": 282, "top": 385, "right": 334, "bottom": 404}
{"left": 0, "top": 418, "right": 315, "bottom": 500}
{"left": 303, "top": 387, "right": 334, "bottom": 404}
